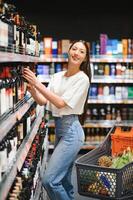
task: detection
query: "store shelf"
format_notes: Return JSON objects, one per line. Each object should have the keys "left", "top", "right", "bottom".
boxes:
{"left": 16, "top": 106, "right": 44, "bottom": 171}
{"left": 92, "top": 76, "right": 133, "bottom": 84}
{"left": 90, "top": 55, "right": 133, "bottom": 63}
{"left": 0, "top": 51, "right": 39, "bottom": 62}
{"left": 47, "top": 120, "right": 133, "bottom": 128}
{"left": 88, "top": 99, "right": 133, "bottom": 104}
{"left": 49, "top": 142, "right": 99, "bottom": 151}
{"left": 81, "top": 145, "right": 96, "bottom": 150}
{"left": 39, "top": 54, "right": 68, "bottom": 62}
{"left": 47, "top": 121, "right": 55, "bottom": 128}
{"left": 0, "top": 161, "right": 17, "bottom": 200}
{"left": 38, "top": 75, "right": 133, "bottom": 85}
{"left": 49, "top": 144, "right": 54, "bottom": 149}
{"left": 82, "top": 141, "right": 101, "bottom": 150}
{"left": 37, "top": 76, "right": 50, "bottom": 83}
{"left": 33, "top": 134, "right": 49, "bottom": 200}
{"left": 0, "top": 97, "right": 34, "bottom": 142}
{"left": 0, "top": 106, "right": 44, "bottom": 200}
{"left": 33, "top": 180, "right": 42, "bottom": 200}
{"left": 39, "top": 54, "right": 133, "bottom": 63}
{"left": 115, "top": 120, "right": 133, "bottom": 127}
{"left": 83, "top": 120, "right": 116, "bottom": 128}
{"left": 39, "top": 135, "right": 49, "bottom": 171}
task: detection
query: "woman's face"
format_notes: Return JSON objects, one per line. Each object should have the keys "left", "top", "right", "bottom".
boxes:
{"left": 68, "top": 42, "right": 87, "bottom": 66}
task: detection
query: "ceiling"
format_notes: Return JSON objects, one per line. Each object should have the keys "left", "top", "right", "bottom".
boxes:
{"left": 6, "top": 0, "right": 133, "bottom": 15}
{"left": 5, "top": 0, "right": 133, "bottom": 41}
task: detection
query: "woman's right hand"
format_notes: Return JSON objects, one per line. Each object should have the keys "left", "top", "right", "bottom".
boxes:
{"left": 23, "top": 68, "right": 39, "bottom": 87}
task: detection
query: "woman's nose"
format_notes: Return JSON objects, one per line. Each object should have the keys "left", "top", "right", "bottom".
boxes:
{"left": 74, "top": 50, "right": 79, "bottom": 55}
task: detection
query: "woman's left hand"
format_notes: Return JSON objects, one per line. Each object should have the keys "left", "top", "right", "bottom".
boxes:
{"left": 23, "top": 68, "right": 38, "bottom": 87}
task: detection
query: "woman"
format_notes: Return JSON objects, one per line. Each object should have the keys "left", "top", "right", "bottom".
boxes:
{"left": 23, "top": 40, "right": 91, "bottom": 200}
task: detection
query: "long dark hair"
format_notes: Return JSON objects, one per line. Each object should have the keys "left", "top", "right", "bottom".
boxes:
{"left": 69, "top": 40, "right": 91, "bottom": 125}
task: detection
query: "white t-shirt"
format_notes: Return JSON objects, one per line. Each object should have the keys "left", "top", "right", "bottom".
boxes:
{"left": 46, "top": 70, "right": 90, "bottom": 117}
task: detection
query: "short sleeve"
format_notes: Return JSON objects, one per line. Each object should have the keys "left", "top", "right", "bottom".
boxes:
{"left": 47, "top": 75, "right": 54, "bottom": 91}
{"left": 61, "top": 78, "right": 89, "bottom": 109}
{"left": 46, "top": 75, "right": 54, "bottom": 112}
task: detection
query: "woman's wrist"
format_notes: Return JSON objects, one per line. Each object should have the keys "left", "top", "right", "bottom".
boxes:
{"left": 29, "top": 85, "right": 36, "bottom": 94}
{"left": 34, "top": 81, "right": 44, "bottom": 90}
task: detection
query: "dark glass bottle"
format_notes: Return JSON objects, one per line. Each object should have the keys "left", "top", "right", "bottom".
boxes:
{"left": 0, "top": 2, "right": 16, "bottom": 52}
{"left": 0, "top": 139, "right": 8, "bottom": 176}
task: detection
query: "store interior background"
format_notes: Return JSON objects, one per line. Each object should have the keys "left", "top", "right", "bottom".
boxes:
{"left": 6, "top": 0, "right": 133, "bottom": 42}
{"left": 1, "top": 2, "right": 133, "bottom": 200}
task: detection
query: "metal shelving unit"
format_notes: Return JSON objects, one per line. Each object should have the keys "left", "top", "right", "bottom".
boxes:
{"left": 0, "top": 106, "right": 44, "bottom": 200}
{"left": 0, "top": 97, "right": 34, "bottom": 141}
{"left": 0, "top": 48, "right": 49, "bottom": 199}
{"left": 0, "top": 105, "right": 44, "bottom": 200}
{"left": 0, "top": 52, "right": 39, "bottom": 63}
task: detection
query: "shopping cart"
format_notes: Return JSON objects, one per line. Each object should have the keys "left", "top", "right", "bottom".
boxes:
{"left": 75, "top": 126, "right": 133, "bottom": 200}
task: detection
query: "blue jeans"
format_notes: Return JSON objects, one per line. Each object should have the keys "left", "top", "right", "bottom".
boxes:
{"left": 41, "top": 114, "right": 85, "bottom": 200}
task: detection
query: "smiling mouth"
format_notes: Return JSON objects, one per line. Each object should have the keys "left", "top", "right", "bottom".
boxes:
{"left": 72, "top": 56, "right": 80, "bottom": 61}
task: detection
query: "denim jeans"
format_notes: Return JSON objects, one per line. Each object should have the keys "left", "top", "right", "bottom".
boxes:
{"left": 41, "top": 114, "right": 85, "bottom": 200}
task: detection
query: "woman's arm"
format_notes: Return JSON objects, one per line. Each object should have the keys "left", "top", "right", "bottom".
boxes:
{"left": 23, "top": 68, "right": 66, "bottom": 108}
{"left": 27, "top": 84, "right": 47, "bottom": 105}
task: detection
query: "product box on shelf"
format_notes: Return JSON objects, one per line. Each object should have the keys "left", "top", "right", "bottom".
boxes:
{"left": 75, "top": 125, "right": 133, "bottom": 200}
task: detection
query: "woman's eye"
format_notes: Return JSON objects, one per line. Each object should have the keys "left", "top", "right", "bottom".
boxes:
{"left": 72, "top": 47, "right": 77, "bottom": 50}
{"left": 80, "top": 50, "right": 86, "bottom": 54}
{"left": 71, "top": 47, "right": 86, "bottom": 54}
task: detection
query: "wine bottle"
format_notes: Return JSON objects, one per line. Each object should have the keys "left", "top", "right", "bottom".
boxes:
{"left": 0, "top": 139, "right": 8, "bottom": 176}
{"left": 0, "top": 2, "right": 16, "bottom": 52}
